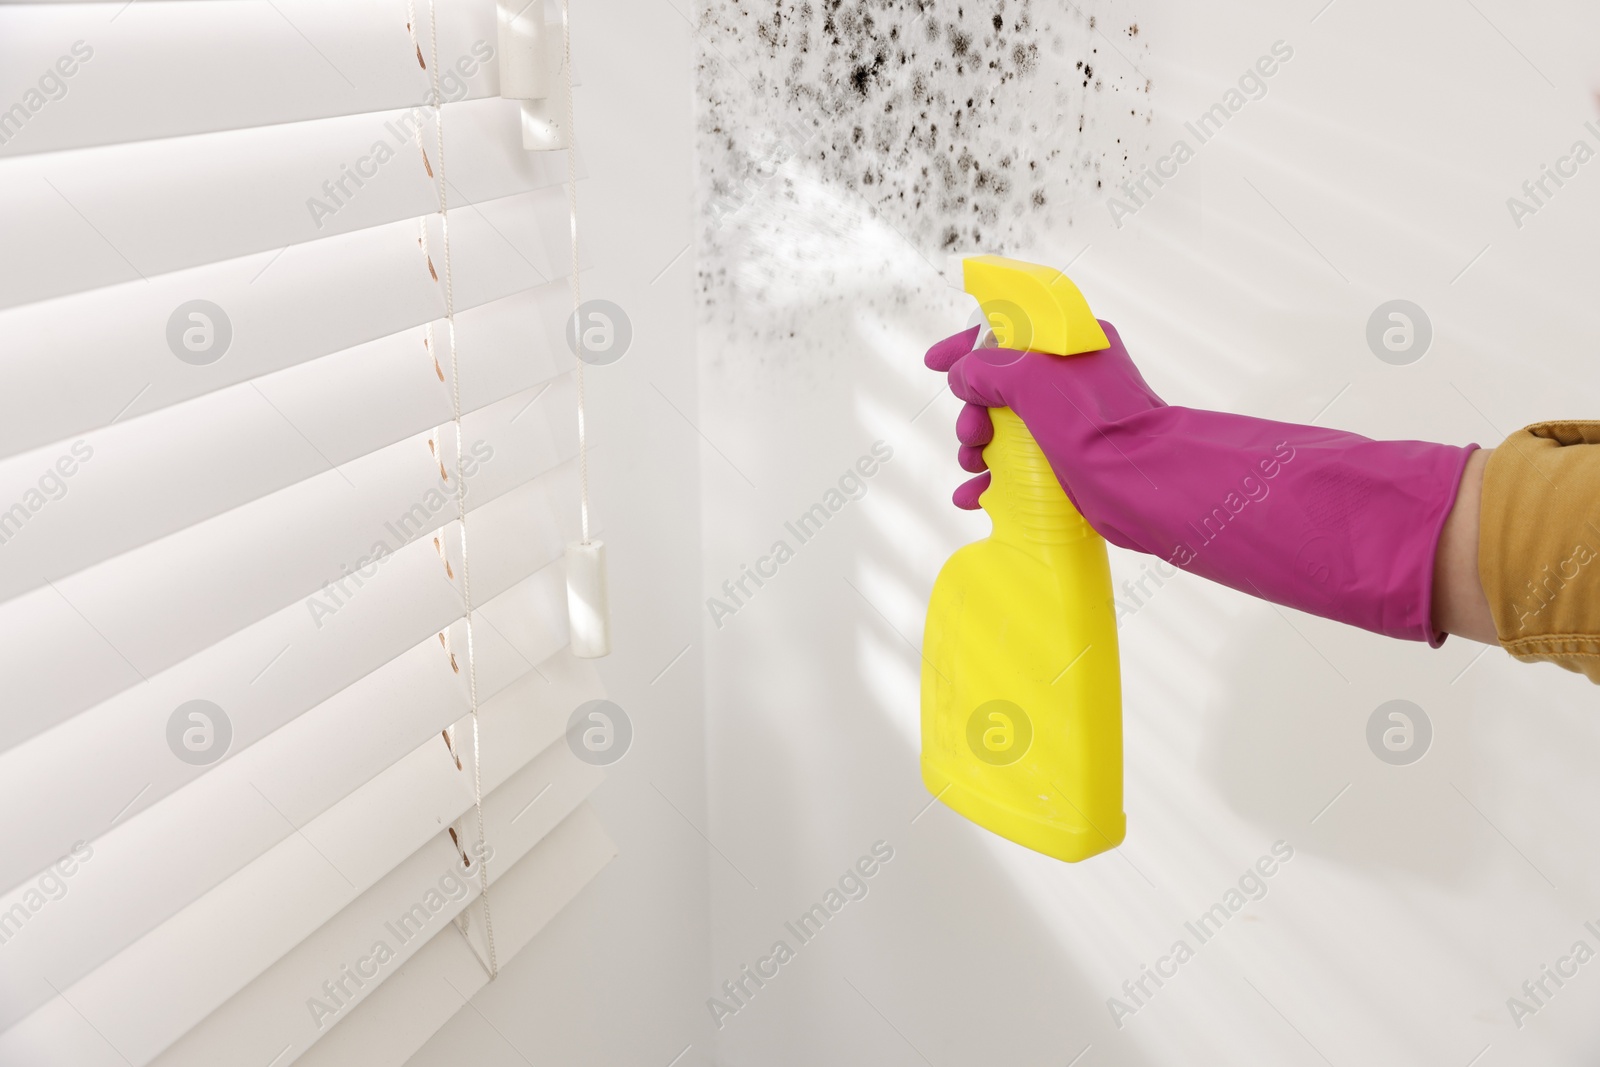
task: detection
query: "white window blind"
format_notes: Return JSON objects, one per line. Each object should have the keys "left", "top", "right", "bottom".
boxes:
{"left": 0, "top": 3, "right": 617, "bottom": 1064}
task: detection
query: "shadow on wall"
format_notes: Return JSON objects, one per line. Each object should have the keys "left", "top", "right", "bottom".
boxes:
{"left": 702, "top": 439, "right": 1164, "bottom": 1066}
{"left": 1199, "top": 611, "right": 1486, "bottom": 884}
{"left": 1198, "top": 594, "right": 1600, "bottom": 894}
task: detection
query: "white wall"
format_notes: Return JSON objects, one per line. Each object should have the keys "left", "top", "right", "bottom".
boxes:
{"left": 696, "top": 1, "right": 1600, "bottom": 1065}
{"left": 405, "top": 0, "right": 710, "bottom": 1062}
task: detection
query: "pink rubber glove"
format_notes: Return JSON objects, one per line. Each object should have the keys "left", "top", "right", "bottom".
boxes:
{"left": 925, "top": 322, "right": 1479, "bottom": 645}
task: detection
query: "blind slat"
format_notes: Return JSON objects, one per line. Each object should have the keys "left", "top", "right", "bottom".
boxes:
{"left": 0, "top": 280, "right": 571, "bottom": 606}
{"left": 0, "top": 98, "right": 570, "bottom": 311}
{"left": 156, "top": 800, "right": 616, "bottom": 1067}
{"left": 2, "top": 699, "right": 604, "bottom": 1065}
{"left": 292, "top": 804, "right": 617, "bottom": 1067}
{"left": 0, "top": 0, "right": 494, "bottom": 158}
{"left": 0, "top": 379, "right": 575, "bottom": 755}
{"left": 0, "top": 185, "right": 579, "bottom": 462}
{"left": 0, "top": 603, "right": 575, "bottom": 1034}
{"left": 0, "top": 461, "right": 578, "bottom": 896}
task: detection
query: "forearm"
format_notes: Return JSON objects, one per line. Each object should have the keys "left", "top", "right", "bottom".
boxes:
{"left": 1431, "top": 447, "right": 1496, "bottom": 644}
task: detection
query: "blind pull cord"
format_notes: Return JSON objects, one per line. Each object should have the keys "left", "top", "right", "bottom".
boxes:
{"left": 496, "top": 0, "right": 608, "bottom": 655}
{"left": 498, "top": 0, "right": 610, "bottom": 657}
{"left": 556, "top": 0, "right": 612, "bottom": 659}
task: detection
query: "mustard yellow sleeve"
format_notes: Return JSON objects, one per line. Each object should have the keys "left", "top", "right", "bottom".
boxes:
{"left": 1480, "top": 421, "right": 1600, "bottom": 682}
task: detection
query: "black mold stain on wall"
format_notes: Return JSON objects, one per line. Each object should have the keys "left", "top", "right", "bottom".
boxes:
{"left": 695, "top": 0, "right": 1152, "bottom": 264}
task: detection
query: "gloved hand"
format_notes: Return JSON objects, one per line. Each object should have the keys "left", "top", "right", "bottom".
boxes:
{"left": 925, "top": 321, "right": 1479, "bottom": 645}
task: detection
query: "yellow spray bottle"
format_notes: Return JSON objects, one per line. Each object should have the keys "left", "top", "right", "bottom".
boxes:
{"left": 920, "top": 255, "right": 1124, "bottom": 863}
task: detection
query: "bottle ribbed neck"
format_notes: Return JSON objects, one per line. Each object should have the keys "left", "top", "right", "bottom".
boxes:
{"left": 981, "top": 408, "right": 1091, "bottom": 546}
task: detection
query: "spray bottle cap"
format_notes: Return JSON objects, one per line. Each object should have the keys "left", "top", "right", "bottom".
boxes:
{"left": 962, "top": 255, "right": 1110, "bottom": 357}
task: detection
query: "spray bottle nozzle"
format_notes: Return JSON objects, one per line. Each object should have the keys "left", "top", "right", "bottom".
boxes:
{"left": 962, "top": 254, "right": 1111, "bottom": 358}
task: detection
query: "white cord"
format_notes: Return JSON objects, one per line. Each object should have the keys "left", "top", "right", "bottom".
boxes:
{"left": 414, "top": 0, "right": 498, "bottom": 980}
{"left": 560, "top": 0, "right": 590, "bottom": 544}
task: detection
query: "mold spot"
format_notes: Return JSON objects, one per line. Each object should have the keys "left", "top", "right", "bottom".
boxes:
{"left": 695, "top": 0, "right": 1154, "bottom": 283}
